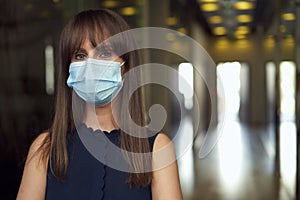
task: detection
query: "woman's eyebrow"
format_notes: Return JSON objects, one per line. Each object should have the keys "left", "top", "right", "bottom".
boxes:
{"left": 94, "top": 44, "right": 113, "bottom": 52}
{"left": 73, "top": 48, "right": 87, "bottom": 54}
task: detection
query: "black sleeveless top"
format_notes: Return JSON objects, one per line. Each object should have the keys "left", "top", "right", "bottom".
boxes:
{"left": 45, "top": 124, "right": 158, "bottom": 200}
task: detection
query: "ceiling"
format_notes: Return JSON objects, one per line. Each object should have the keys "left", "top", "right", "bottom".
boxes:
{"left": 186, "top": 0, "right": 296, "bottom": 40}
{"left": 1, "top": 0, "right": 297, "bottom": 43}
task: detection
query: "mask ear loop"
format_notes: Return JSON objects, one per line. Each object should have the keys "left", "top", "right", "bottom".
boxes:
{"left": 120, "top": 61, "right": 125, "bottom": 67}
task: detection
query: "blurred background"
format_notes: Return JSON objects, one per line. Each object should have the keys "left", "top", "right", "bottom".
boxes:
{"left": 1, "top": 0, "right": 300, "bottom": 199}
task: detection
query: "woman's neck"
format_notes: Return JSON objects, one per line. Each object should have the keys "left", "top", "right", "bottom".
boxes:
{"left": 84, "top": 103, "right": 118, "bottom": 132}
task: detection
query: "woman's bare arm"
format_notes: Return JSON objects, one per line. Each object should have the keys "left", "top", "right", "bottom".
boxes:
{"left": 151, "top": 133, "right": 183, "bottom": 200}
{"left": 16, "top": 132, "right": 48, "bottom": 200}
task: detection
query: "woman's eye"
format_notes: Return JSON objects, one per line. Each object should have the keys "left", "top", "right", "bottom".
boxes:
{"left": 74, "top": 53, "right": 87, "bottom": 60}
{"left": 99, "top": 51, "right": 112, "bottom": 58}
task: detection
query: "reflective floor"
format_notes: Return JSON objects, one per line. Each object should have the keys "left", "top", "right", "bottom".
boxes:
{"left": 176, "top": 118, "right": 296, "bottom": 200}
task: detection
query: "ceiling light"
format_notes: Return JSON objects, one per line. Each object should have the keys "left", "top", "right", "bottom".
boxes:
{"left": 24, "top": 3, "right": 34, "bottom": 12}
{"left": 201, "top": 3, "right": 220, "bottom": 12}
{"left": 102, "top": 1, "right": 119, "bottom": 8}
{"left": 208, "top": 16, "right": 223, "bottom": 24}
{"left": 264, "top": 35, "right": 275, "bottom": 47}
{"left": 280, "top": 25, "right": 286, "bottom": 33}
{"left": 213, "top": 27, "right": 227, "bottom": 35}
{"left": 166, "top": 17, "right": 178, "bottom": 26}
{"left": 171, "top": 41, "right": 181, "bottom": 51}
{"left": 166, "top": 33, "right": 176, "bottom": 41}
{"left": 236, "top": 39, "right": 249, "bottom": 47}
{"left": 40, "top": 11, "right": 51, "bottom": 18}
{"left": 235, "top": 34, "right": 247, "bottom": 39}
{"left": 282, "top": 13, "right": 295, "bottom": 21}
{"left": 198, "top": 0, "right": 219, "bottom": 2}
{"left": 284, "top": 35, "right": 294, "bottom": 44}
{"left": 236, "top": 14, "right": 252, "bottom": 23}
{"left": 178, "top": 27, "right": 187, "bottom": 35}
{"left": 233, "top": 1, "right": 254, "bottom": 10}
{"left": 235, "top": 26, "right": 250, "bottom": 35}
{"left": 120, "top": 7, "right": 136, "bottom": 16}
{"left": 216, "top": 37, "right": 230, "bottom": 48}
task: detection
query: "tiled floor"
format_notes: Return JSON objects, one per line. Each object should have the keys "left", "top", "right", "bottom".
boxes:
{"left": 176, "top": 118, "right": 296, "bottom": 200}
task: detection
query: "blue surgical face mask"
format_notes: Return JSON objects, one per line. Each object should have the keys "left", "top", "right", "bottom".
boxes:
{"left": 67, "top": 58, "right": 124, "bottom": 107}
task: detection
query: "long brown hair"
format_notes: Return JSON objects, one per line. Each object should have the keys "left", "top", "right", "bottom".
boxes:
{"left": 40, "top": 9, "right": 151, "bottom": 187}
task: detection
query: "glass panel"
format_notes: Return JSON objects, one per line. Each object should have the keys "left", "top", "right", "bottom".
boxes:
{"left": 178, "top": 62, "right": 194, "bottom": 110}
{"left": 280, "top": 61, "right": 296, "bottom": 121}
{"left": 217, "top": 62, "right": 242, "bottom": 121}
{"left": 266, "top": 61, "right": 276, "bottom": 122}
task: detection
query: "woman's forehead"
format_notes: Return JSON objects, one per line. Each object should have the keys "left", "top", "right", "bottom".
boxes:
{"left": 77, "top": 38, "right": 112, "bottom": 51}
{"left": 70, "top": 23, "right": 122, "bottom": 54}
{"left": 74, "top": 32, "right": 109, "bottom": 49}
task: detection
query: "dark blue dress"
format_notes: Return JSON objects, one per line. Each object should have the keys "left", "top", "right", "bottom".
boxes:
{"left": 45, "top": 124, "right": 158, "bottom": 200}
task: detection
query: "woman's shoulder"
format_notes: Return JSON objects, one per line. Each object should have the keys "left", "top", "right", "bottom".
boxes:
{"left": 153, "top": 132, "right": 172, "bottom": 152}
{"left": 147, "top": 131, "right": 170, "bottom": 152}
{"left": 27, "top": 131, "right": 50, "bottom": 167}
{"left": 31, "top": 132, "right": 49, "bottom": 150}
{"left": 16, "top": 132, "right": 50, "bottom": 199}
{"left": 29, "top": 132, "right": 49, "bottom": 155}
{"left": 151, "top": 133, "right": 183, "bottom": 199}
{"left": 152, "top": 132, "right": 177, "bottom": 170}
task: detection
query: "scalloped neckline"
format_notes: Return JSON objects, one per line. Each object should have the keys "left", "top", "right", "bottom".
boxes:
{"left": 81, "top": 123, "right": 120, "bottom": 136}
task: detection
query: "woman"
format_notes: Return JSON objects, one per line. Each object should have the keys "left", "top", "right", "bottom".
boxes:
{"left": 17, "top": 9, "right": 182, "bottom": 200}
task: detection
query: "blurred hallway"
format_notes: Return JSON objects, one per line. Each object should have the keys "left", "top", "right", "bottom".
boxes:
{"left": 177, "top": 119, "right": 296, "bottom": 200}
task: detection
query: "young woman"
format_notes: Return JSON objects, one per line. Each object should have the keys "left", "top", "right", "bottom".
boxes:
{"left": 17, "top": 9, "right": 182, "bottom": 200}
